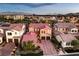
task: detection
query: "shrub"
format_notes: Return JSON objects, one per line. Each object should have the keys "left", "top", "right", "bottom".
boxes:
{"left": 71, "top": 40, "right": 79, "bottom": 46}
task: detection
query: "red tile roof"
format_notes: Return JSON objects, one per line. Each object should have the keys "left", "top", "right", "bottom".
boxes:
{"left": 60, "top": 33, "right": 77, "bottom": 42}
{"left": 29, "top": 23, "right": 51, "bottom": 29}
{"left": 22, "top": 32, "right": 38, "bottom": 43}
{"left": 54, "top": 23, "right": 77, "bottom": 29}
{"left": 0, "top": 23, "right": 24, "bottom": 31}
{"left": 10, "top": 23, "right": 24, "bottom": 31}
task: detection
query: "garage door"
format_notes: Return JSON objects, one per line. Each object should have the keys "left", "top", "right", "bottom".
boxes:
{"left": 41, "top": 37, "right": 45, "bottom": 40}
{"left": 8, "top": 39, "right": 13, "bottom": 43}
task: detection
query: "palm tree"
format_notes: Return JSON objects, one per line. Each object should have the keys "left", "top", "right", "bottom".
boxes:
{"left": 22, "top": 41, "right": 36, "bottom": 51}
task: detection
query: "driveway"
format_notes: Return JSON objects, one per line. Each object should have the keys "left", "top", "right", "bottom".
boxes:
{"left": 0, "top": 43, "right": 16, "bottom": 56}
{"left": 38, "top": 40, "right": 58, "bottom": 56}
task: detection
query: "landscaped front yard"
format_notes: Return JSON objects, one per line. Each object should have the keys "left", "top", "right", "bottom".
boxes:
{"left": 16, "top": 41, "right": 43, "bottom": 56}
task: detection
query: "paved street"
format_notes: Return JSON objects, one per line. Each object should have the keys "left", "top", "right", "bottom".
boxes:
{"left": 38, "top": 40, "right": 58, "bottom": 56}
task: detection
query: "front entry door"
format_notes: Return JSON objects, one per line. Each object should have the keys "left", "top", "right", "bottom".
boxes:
{"left": 14, "top": 39, "right": 18, "bottom": 46}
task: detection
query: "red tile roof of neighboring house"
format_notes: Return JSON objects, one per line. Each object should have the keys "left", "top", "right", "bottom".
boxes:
{"left": 60, "top": 33, "right": 77, "bottom": 42}
{"left": 29, "top": 23, "right": 51, "bottom": 29}
{"left": 54, "top": 23, "right": 77, "bottom": 29}
{"left": 10, "top": 23, "right": 24, "bottom": 31}
{"left": 22, "top": 32, "right": 37, "bottom": 43}
{"left": 0, "top": 23, "right": 24, "bottom": 31}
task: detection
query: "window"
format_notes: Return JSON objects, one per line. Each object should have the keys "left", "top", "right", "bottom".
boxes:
{"left": 43, "top": 31, "right": 44, "bottom": 33}
{"left": 63, "top": 28, "right": 64, "bottom": 31}
{"left": 75, "top": 30, "right": 77, "bottom": 32}
{"left": 72, "top": 30, "right": 74, "bottom": 32}
{"left": 15, "top": 32, "right": 17, "bottom": 34}
{"left": 66, "top": 42, "right": 71, "bottom": 45}
{"left": 72, "top": 30, "right": 77, "bottom": 32}
{"left": 47, "top": 36, "right": 50, "bottom": 40}
{"left": 41, "top": 31, "right": 45, "bottom": 34}
{"left": 8, "top": 32, "right": 12, "bottom": 35}
{"left": 41, "top": 31, "right": 43, "bottom": 33}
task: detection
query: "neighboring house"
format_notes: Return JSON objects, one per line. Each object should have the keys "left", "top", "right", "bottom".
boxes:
{"left": 4, "top": 15, "right": 25, "bottom": 20}
{"left": 13, "top": 15, "right": 25, "bottom": 20}
{"left": 4, "top": 15, "right": 13, "bottom": 20}
{"left": 56, "top": 33, "right": 77, "bottom": 48}
{"left": 50, "top": 16, "right": 57, "bottom": 21}
{"left": 22, "top": 32, "right": 38, "bottom": 46}
{"left": 39, "top": 16, "right": 45, "bottom": 21}
{"left": 54, "top": 23, "right": 78, "bottom": 34}
{"left": 0, "top": 33, "right": 4, "bottom": 44}
{"left": 5, "top": 23, "right": 26, "bottom": 46}
{"left": 0, "top": 23, "right": 10, "bottom": 44}
{"left": 40, "top": 26, "right": 52, "bottom": 40}
{"left": 29, "top": 23, "right": 52, "bottom": 40}
{"left": 57, "top": 16, "right": 65, "bottom": 23}
{"left": 0, "top": 23, "right": 26, "bottom": 45}
{"left": 70, "top": 17, "right": 78, "bottom": 24}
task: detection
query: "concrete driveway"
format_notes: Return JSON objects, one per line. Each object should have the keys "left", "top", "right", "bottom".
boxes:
{"left": 38, "top": 40, "right": 58, "bottom": 56}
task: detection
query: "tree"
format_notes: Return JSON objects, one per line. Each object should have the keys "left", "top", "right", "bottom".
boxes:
{"left": 64, "top": 19, "right": 70, "bottom": 23}
{"left": 22, "top": 18, "right": 31, "bottom": 24}
{"left": 17, "top": 41, "right": 43, "bottom": 56}
{"left": 40, "top": 19, "right": 46, "bottom": 23}
{"left": 71, "top": 40, "right": 79, "bottom": 46}
{"left": 22, "top": 41, "right": 36, "bottom": 51}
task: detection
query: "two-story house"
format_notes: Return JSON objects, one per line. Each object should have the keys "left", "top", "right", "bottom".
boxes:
{"left": 4, "top": 15, "right": 25, "bottom": 20}
{"left": 13, "top": 15, "right": 25, "bottom": 20}
{"left": 29, "top": 23, "right": 52, "bottom": 40}
{"left": 0, "top": 33, "right": 4, "bottom": 44}
{"left": 57, "top": 16, "right": 65, "bottom": 23}
{"left": 5, "top": 23, "right": 26, "bottom": 46}
{"left": 70, "top": 16, "right": 78, "bottom": 24}
{"left": 54, "top": 23, "right": 78, "bottom": 34}
{"left": 56, "top": 33, "right": 77, "bottom": 48}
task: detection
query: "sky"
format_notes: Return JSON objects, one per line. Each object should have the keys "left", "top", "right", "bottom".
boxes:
{"left": 0, "top": 3, "right": 79, "bottom": 14}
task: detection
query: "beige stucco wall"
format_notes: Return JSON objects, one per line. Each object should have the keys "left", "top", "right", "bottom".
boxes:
{"left": 40, "top": 28, "right": 52, "bottom": 39}
{"left": 13, "top": 15, "right": 25, "bottom": 20}
{"left": 29, "top": 27, "right": 35, "bottom": 32}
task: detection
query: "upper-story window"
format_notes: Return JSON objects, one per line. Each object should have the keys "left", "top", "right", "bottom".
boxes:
{"left": 41, "top": 31, "right": 45, "bottom": 34}
{"left": 72, "top": 30, "right": 74, "bottom": 32}
{"left": 75, "top": 30, "right": 77, "bottom": 32}
{"left": 15, "top": 32, "right": 17, "bottom": 35}
{"left": 72, "top": 30, "right": 77, "bottom": 32}
{"left": 8, "top": 32, "right": 12, "bottom": 35}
